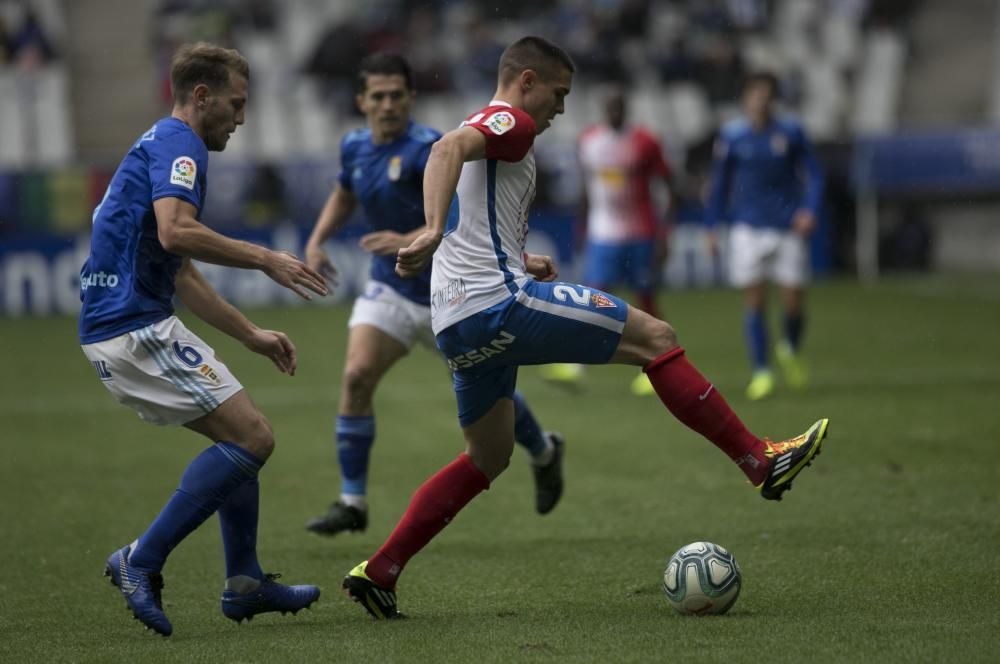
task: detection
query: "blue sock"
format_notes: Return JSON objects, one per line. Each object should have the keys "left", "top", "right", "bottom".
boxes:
{"left": 218, "top": 476, "right": 264, "bottom": 582}
{"left": 783, "top": 311, "right": 805, "bottom": 351}
{"left": 512, "top": 391, "right": 547, "bottom": 458}
{"left": 130, "top": 442, "right": 263, "bottom": 572}
{"left": 744, "top": 308, "right": 770, "bottom": 371}
{"left": 337, "top": 415, "right": 375, "bottom": 497}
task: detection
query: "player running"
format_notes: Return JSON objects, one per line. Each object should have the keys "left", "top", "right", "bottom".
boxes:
{"left": 303, "top": 54, "right": 565, "bottom": 535}
{"left": 79, "top": 43, "right": 326, "bottom": 636}
{"left": 542, "top": 86, "right": 675, "bottom": 395}
{"left": 341, "top": 36, "right": 829, "bottom": 620}
{"left": 705, "top": 72, "right": 824, "bottom": 400}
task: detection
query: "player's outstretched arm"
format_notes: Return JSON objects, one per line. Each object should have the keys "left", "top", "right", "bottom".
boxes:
{"left": 305, "top": 184, "right": 358, "bottom": 288}
{"left": 175, "top": 259, "right": 297, "bottom": 375}
{"left": 154, "top": 196, "right": 328, "bottom": 300}
{"left": 396, "top": 126, "right": 486, "bottom": 278}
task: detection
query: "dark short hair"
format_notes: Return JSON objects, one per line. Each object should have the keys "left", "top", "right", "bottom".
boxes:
{"left": 743, "top": 71, "right": 780, "bottom": 97}
{"left": 170, "top": 42, "right": 249, "bottom": 105}
{"left": 498, "top": 36, "right": 575, "bottom": 85}
{"left": 356, "top": 53, "right": 414, "bottom": 93}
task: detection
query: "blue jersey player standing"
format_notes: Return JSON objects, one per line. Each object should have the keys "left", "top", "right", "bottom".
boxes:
{"left": 79, "top": 43, "right": 328, "bottom": 636}
{"left": 705, "top": 72, "right": 824, "bottom": 401}
{"left": 303, "top": 54, "right": 565, "bottom": 537}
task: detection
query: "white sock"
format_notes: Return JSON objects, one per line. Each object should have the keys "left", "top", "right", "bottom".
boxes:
{"left": 340, "top": 494, "right": 368, "bottom": 510}
{"left": 531, "top": 435, "right": 556, "bottom": 467}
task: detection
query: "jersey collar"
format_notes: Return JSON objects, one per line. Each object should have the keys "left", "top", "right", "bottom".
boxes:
{"left": 489, "top": 99, "right": 512, "bottom": 108}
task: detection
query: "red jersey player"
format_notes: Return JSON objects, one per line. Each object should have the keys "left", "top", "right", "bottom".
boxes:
{"left": 340, "top": 36, "right": 830, "bottom": 620}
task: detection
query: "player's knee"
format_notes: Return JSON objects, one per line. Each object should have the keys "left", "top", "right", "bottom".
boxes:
{"left": 648, "top": 319, "right": 678, "bottom": 356}
{"left": 342, "top": 365, "right": 378, "bottom": 404}
{"left": 467, "top": 439, "right": 514, "bottom": 481}
{"left": 242, "top": 413, "right": 275, "bottom": 460}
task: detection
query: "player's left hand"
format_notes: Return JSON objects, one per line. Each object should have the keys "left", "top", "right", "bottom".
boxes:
{"left": 792, "top": 209, "right": 817, "bottom": 237}
{"left": 360, "top": 231, "right": 408, "bottom": 256}
{"left": 245, "top": 328, "right": 297, "bottom": 376}
{"left": 525, "top": 253, "right": 558, "bottom": 282}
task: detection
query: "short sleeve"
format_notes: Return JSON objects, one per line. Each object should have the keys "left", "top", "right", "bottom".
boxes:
{"left": 465, "top": 107, "right": 536, "bottom": 162}
{"left": 337, "top": 134, "right": 357, "bottom": 192}
{"left": 148, "top": 130, "right": 207, "bottom": 210}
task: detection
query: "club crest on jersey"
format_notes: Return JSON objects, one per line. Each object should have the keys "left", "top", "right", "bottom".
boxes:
{"left": 387, "top": 155, "right": 402, "bottom": 181}
{"left": 485, "top": 111, "right": 516, "bottom": 135}
{"left": 198, "top": 363, "right": 221, "bottom": 384}
{"left": 770, "top": 134, "right": 788, "bottom": 155}
{"left": 170, "top": 156, "right": 196, "bottom": 189}
{"left": 591, "top": 292, "right": 617, "bottom": 308}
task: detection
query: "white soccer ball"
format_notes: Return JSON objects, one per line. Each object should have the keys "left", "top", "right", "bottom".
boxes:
{"left": 662, "top": 541, "right": 742, "bottom": 615}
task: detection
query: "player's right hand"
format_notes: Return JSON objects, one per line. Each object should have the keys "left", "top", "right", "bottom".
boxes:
{"left": 396, "top": 231, "right": 441, "bottom": 278}
{"left": 305, "top": 242, "right": 339, "bottom": 288}
{"left": 245, "top": 327, "right": 297, "bottom": 376}
{"left": 264, "top": 250, "right": 329, "bottom": 300}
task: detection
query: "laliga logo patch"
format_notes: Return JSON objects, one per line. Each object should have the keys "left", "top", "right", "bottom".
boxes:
{"left": 591, "top": 293, "right": 617, "bottom": 308}
{"left": 387, "top": 155, "right": 402, "bottom": 181}
{"left": 170, "top": 156, "right": 196, "bottom": 190}
{"left": 485, "top": 111, "right": 515, "bottom": 135}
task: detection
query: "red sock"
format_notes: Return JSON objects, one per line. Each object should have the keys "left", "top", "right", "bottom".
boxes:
{"left": 644, "top": 347, "right": 768, "bottom": 485}
{"left": 365, "top": 454, "right": 490, "bottom": 587}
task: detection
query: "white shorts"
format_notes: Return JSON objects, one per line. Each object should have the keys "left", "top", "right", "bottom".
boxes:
{"left": 348, "top": 280, "right": 436, "bottom": 349}
{"left": 81, "top": 316, "right": 243, "bottom": 426}
{"left": 728, "top": 224, "right": 810, "bottom": 288}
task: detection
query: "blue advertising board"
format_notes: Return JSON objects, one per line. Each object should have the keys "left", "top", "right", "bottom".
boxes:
{"left": 853, "top": 128, "right": 1000, "bottom": 195}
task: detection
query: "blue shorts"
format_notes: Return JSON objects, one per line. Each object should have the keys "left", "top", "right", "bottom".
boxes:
{"left": 584, "top": 240, "right": 656, "bottom": 291}
{"left": 436, "top": 279, "right": 629, "bottom": 427}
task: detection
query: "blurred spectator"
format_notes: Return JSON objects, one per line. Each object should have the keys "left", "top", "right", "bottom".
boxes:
{"left": 404, "top": 6, "right": 452, "bottom": 93}
{"left": 694, "top": 36, "right": 745, "bottom": 105}
{"left": 656, "top": 38, "right": 696, "bottom": 83}
{"left": 303, "top": 20, "right": 369, "bottom": 110}
{"left": 865, "top": 0, "right": 918, "bottom": 29}
{"left": 726, "top": 0, "right": 770, "bottom": 33}
{"left": 10, "top": 8, "right": 56, "bottom": 69}
{"left": 0, "top": 16, "right": 12, "bottom": 65}
{"left": 454, "top": 14, "right": 505, "bottom": 93}
{"left": 241, "top": 0, "right": 277, "bottom": 32}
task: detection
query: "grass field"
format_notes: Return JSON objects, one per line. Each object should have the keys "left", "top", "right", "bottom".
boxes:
{"left": 2, "top": 274, "right": 999, "bottom": 663}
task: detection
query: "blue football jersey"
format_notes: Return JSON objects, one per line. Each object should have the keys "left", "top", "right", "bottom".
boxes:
{"left": 705, "top": 116, "right": 824, "bottom": 230}
{"left": 79, "top": 117, "right": 208, "bottom": 344}
{"left": 338, "top": 121, "right": 441, "bottom": 305}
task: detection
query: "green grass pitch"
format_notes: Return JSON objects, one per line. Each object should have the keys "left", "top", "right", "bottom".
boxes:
{"left": 2, "top": 275, "right": 999, "bottom": 662}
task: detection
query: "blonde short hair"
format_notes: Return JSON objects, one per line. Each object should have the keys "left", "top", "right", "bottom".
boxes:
{"left": 170, "top": 42, "right": 249, "bottom": 104}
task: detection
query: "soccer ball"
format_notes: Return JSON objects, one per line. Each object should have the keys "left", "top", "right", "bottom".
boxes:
{"left": 661, "top": 541, "right": 742, "bottom": 615}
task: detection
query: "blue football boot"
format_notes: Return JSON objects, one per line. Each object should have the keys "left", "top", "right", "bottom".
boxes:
{"left": 221, "top": 573, "right": 321, "bottom": 623}
{"left": 104, "top": 545, "right": 173, "bottom": 636}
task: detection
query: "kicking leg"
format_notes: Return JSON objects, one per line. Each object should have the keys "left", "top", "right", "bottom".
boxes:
{"left": 615, "top": 306, "right": 827, "bottom": 499}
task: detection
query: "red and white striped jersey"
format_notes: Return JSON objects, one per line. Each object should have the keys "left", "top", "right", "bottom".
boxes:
{"left": 430, "top": 101, "right": 537, "bottom": 334}
{"left": 578, "top": 124, "right": 671, "bottom": 243}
